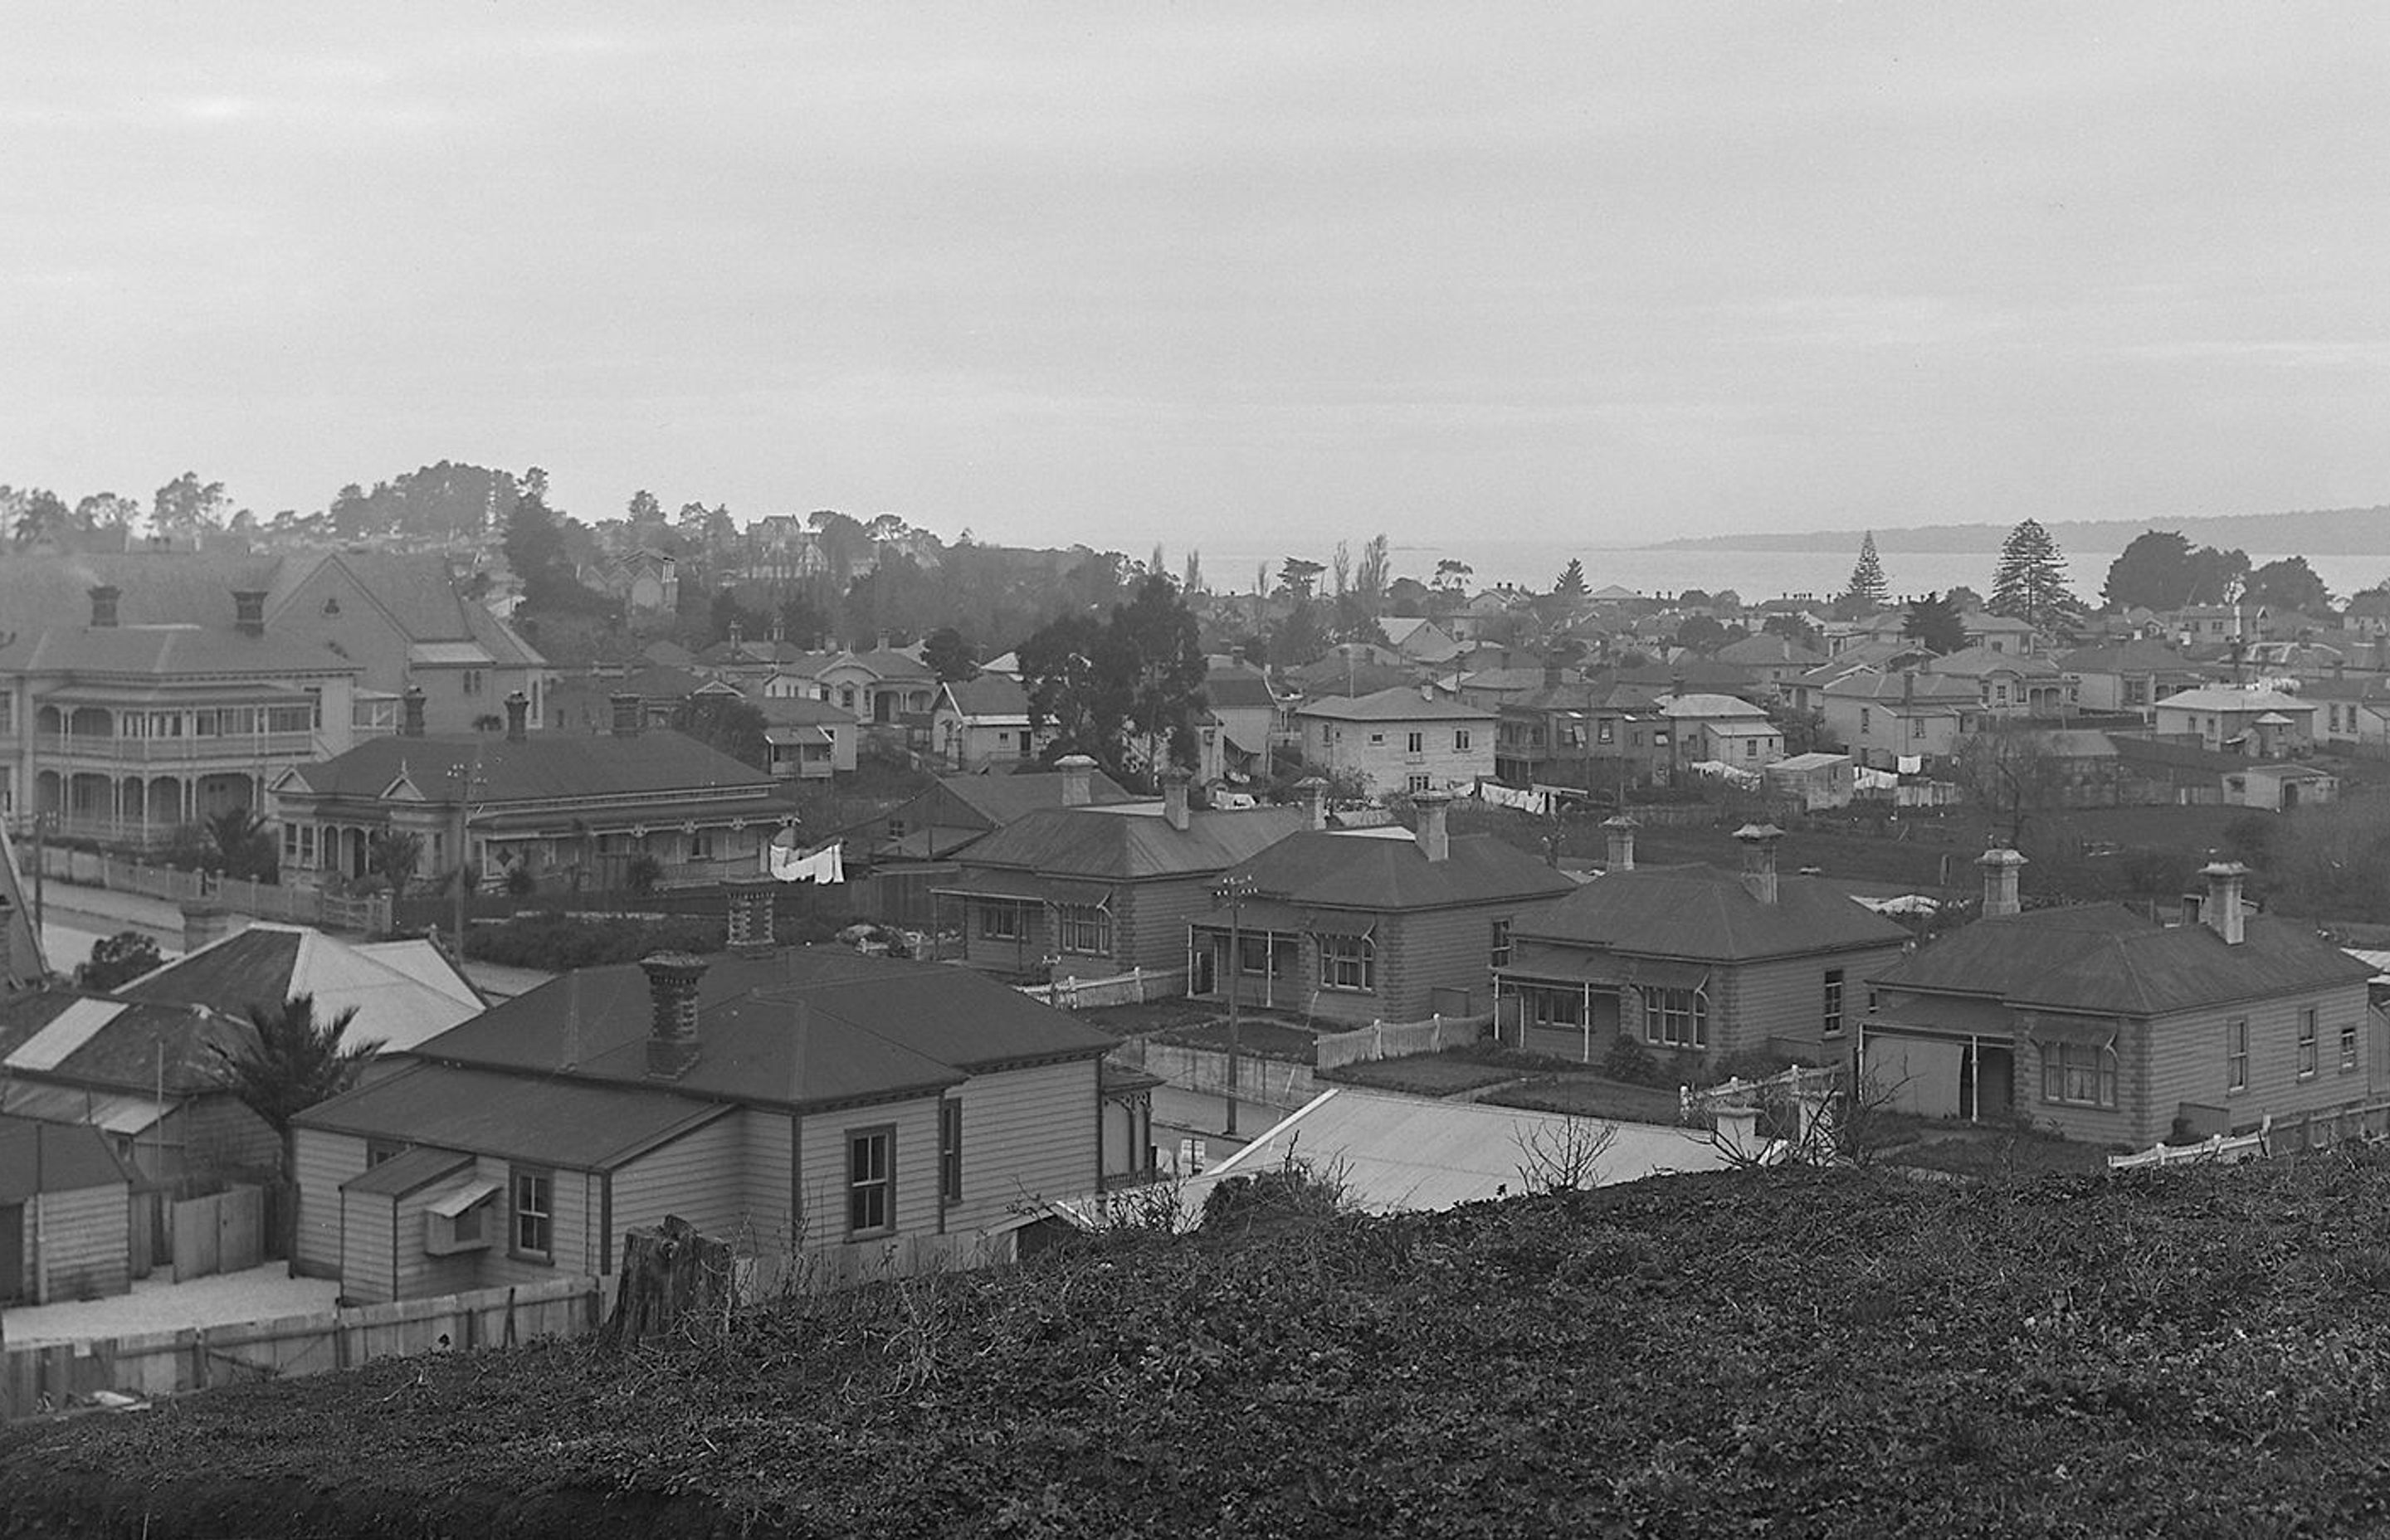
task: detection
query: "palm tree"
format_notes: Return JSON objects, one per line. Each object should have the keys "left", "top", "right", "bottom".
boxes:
{"left": 212, "top": 993, "right": 385, "bottom": 1254}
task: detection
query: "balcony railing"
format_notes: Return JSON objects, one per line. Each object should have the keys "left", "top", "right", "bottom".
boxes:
{"left": 31, "top": 731, "right": 321, "bottom": 766}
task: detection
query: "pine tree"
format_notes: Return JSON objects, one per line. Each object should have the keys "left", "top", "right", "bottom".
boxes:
{"left": 1989, "top": 518, "right": 2079, "bottom": 629}
{"left": 1554, "top": 558, "right": 1588, "bottom": 597}
{"left": 1843, "top": 531, "right": 1889, "bottom": 608}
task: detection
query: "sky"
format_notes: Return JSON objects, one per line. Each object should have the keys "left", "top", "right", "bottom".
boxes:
{"left": 6, "top": 6, "right": 2389, "bottom": 554}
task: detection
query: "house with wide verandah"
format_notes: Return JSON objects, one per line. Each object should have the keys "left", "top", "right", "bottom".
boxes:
{"left": 932, "top": 766, "right": 1305, "bottom": 982}
{"left": 289, "top": 893, "right": 1139, "bottom": 1303}
{"left": 271, "top": 690, "right": 797, "bottom": 890}
{"left": 1493, "top": 823, "right": 1909, "bottom": 1070}
{"left": 1186, "top": 789, "right": 1577, "bottom": 1026}
{"left": 1861, "top": 852, "right": 2379, "bottom": 1147}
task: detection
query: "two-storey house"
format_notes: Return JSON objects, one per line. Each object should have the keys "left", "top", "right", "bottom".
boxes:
{"left": 2055, "top": 640, "right": 2210, "bottom": 719}
{"left": 1817, "top": 670, "right": 1981, "bottom": 769}
{"left": 1925, "top": 646, "right": 2069, "bottom": 718}
{"left": 1293, "top": 686, "right": 1495, "bottom": 797}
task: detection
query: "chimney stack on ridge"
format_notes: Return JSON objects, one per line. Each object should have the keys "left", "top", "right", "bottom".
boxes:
{"left": 1978, "top": 845, "right": 2027, "bottom": 919}
{"left": 1413, "top": 788, "right": 1451, "bottom": 863}
{"left": 1734, "top": 823, "right": 1785, "bottom": 905}
{"left": 640, "top": 952, "right": 709, "bottom": 1079}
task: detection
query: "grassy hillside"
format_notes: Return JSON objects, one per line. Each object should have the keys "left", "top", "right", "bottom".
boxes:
{"left": 7, "top": 1157, "right": 2390, "bottom": 1537}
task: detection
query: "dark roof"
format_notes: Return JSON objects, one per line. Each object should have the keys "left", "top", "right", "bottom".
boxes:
{"left": 754, "top": 695, "right": 858, "bottom": 725}
{"left": 932, "top": 768, "right": 1136, "bottom": 825}
{"left": 957, "top": 804, "right": 1308, "bottom": 882}
{"left": 940, "top": 675, "right": 1032, "bottom": 716}
{"left": 1202, "top": 665, "right": 1277, "bottom": 711}
{"left": 120, "top": 927, "right": 304, "bottom": 1015}
{"left": 368, "top": 948, "right": 1117, "bottom": 1118}
{"left": 0, "top": 1117, "right": 132, "bottom": 1200}
{"left": 1294, "top": 686, "right": 1492, "bottom": 723}
{"left": 297, "top": 1063, "right": 736, "bottom": 1170}
{"left": 1513, "top": 863, "right": 1910, "bottom": 962}
{"left": 1712, "top": 634, "right": 1827, "bottom": 668}
{"left": 2111, "top": 736, "right": 2257, "bottom": 775}
{"left": 282, "top": 727, "right": 781, "bottom": 805}
{"left": 0, "top": 625, "right": 358, "bottom": 678}
{"left": 1224, "top": 830, "right": 1577, "bottom": 912}
{"left": 287, "top": 552, "right": 543, "bottom": 668}
{"left": 1875, "top": 906, "right": 2376, "bottom": 1016}
{"left": 0, "top": 992, "right": 240, "bottom": 1095}
{"left": 341, "top": 1143, "right": 474, "bottom": 1198}
{"left": 2056, "top": 640, "right": 2206, "bottom": 675}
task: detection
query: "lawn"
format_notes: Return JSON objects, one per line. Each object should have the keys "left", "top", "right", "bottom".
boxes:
{"left": 1481, "top": 1070, "right": 1688, "bottom": 1125}
{"left": 1316, "top": 1055, "right": 1523, "bottom": 1097}
{"left": 17, "top": 1155, "right": 2390, "bottom": 1534}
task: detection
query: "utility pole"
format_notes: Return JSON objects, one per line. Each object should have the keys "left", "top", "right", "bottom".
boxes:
{"left": 1211, "top": 873, "right": 1258, "bottom": 1137}
{"left": 448, "top": 758, "right": 480, "bottom": 959}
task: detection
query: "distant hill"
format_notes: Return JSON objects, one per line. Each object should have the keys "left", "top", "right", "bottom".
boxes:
{"left": 1657, "top": 504, "right": 2390, "bottom": 555}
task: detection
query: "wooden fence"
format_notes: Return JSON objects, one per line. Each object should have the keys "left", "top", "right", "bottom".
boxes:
{"left": 170, "top": 1187, "right": 264, "bottom": 1284}
{"left": 37, "top": 850, "right": 390, "bottom": 934}
{"left": 2110, "top": 1102, "right": 2390, "bottom": 1172}
{"left": 0, "top": 1274, "right": 607, "bottom": 1417}
{"left": 2109, "top": 1117, "right": 2273, "bottom": 1172}
{"left": 1016, "top": 966, "right": 1189, "bottom": 1011}
{"left": 1314, "top": 1011, "right": 1492, "bottom": 1070}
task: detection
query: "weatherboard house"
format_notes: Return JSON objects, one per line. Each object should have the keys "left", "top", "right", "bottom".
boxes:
{"left": 290, "top": 925, "right": 1128, "bottom": 1304}
{"left": 1861, "top": 854, "right": 2378, "bottom": 1148}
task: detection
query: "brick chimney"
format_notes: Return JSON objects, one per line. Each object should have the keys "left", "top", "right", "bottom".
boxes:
{"left": 1160, "top": 768, "right": 1192, "bottom": 832}
{"left": 1296, "top": 776, "right": 1329, "bottom": 831}
{"left": 640, "top": 951, "right": 709, "bottom": 1079}
{"left": 1413, "top": 787, "right": 1451, "bottom": 862}
{"left": 180, "top": 900, "right": 231, "bottom": 956}
{"left": 727, "top": 620, "right": 744, "bottom": 652}
{"left": 1602, "top": 814, "right": 1637, "bottom": 872}
{"left": 725, "top": 874, "right": 777, "bottom": 958}
{"left": 1734, "top": 823, "right": 1785, "bottom": 904}
{"left": 1978, "top": 846, "right": 2027, "bottom": 918}
{"left": 401, "top": 685, "right": 427, "bottom": 738}
{"left": 1056, "top": 753, "right": 1095, "bottom": 807}
{"left": 504, "top": 690, "right": 529, "bottom": 743}
{"left": 611, "top": 693, "right": 644, "bottom": 738}
{"left": 1543, "top": 658, "right": 1563, "bottom": 689}
{"left": 89, "top": 586, "right": 120, "bottom": 628}
{"left": 2200, "top": 858, "right": 2248, "bottom": 945}
{"left": 232, "top": 589, "right": 267, "bottom": 639}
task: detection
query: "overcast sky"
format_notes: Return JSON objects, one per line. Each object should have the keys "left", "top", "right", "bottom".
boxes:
{"left": 6, "top": 6, "right": 2388, "bottom": 552}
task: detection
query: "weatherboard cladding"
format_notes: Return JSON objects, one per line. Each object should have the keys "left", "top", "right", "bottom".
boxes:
{"left": 609, "top": 1109, "right": 751, "bottom": 1250}
{"left": 944, "top": 1060, "right": 1100, "bottom": 1236}
{"left": 34, "top": 1181, "right": 132, "bottom": 1302}
{"left": 292, "top": 1131, "right": 366, "bottom": 1278}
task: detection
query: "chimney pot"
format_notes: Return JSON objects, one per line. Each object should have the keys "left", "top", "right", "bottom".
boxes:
{"left": 1602, "top": 814, "right": 1637, "bottom": 873}
{"left": 1160, "top": 768, "right": 1192, "bottom": 831}
{"left": 1296, "top": 776, "right": 1329, "bottom": 831}
{"left": 1978, "top": 846, "right": 2027, "bottom": 918}
{"left": 2200, "top": 858, "right": 2249, "bottom": 945}
{"left": 232, "top": 589, "right": 268, "bottom": 638}
{"left": 639, "top": 951, "right": 709, "bottom": 1079}
{"left": 1056, "top": 753, "right": 1095, "bottom": 807}
{"left": 1413, "top": 788, "right": 1452, "bottom": 862}
{"left": 179, "top": 900, "right": 232, "bottom": 958}
{"left": 400, "top": 685, "right": 427, "bottom": 738}
{"left": 611, "top": 693, "right": 644, "bottom": 738}
{"left": 1733, "top": 822, "right": 1785, "bottom": 904}
{"left": 88, "top": 585, "right": 120, "bottom": 629}
{"left": 504, "top": 690, "right": 529, "bottom": 743}
{"left": 725, "top": 874, "right": 778, "bottom": 957}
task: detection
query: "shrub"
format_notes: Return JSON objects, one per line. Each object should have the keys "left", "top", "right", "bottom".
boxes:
{"left": 625, "top": 855, "right": 663, "bottom": 895}
{"left": 1602, "top": 1033, "right": 1661, "bottom": 1085}
{"left": 463, "top": 912, "right": 724, "bottom": 970}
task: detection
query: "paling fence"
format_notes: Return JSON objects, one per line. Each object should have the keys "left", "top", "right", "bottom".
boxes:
{"left": 1314, "top": 1011, "right": 1493, "bottom": 1070}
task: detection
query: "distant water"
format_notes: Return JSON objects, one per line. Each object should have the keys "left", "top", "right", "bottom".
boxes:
{"left": 1195, "top": 542, "right": 2390, "bottom": 604}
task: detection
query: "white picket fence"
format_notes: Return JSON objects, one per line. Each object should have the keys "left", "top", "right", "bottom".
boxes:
{"left": 1016, "top": 966, "right": 1190, "bottom": 1011}
{"left": 1314, "top": 1011, "right": 1492, "bottom": 1070}
{"left": 2108, "top": 1115, "right": 2272, "bottom": 1172}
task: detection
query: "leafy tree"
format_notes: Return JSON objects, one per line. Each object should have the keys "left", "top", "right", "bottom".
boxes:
{"left": 1432, "top": 558, "right": 1474, "bottom": 594}
{"left": 1354, "top": 534, "right": 1391, "bottom": 607}
{"left": 1842, "top": 531, "right": 1890, "bottom": 609}
{"left": 672, "top": 694, "right": 770, "bottom": 769}
{"left": 9, "top": 488, "right": 68, "bottom": 547}
{"left": 1109, "top": 574, "right": 1211, "bottom": 783}
{"left": 505, "top": 474, "right": 614, "bottom": 616}
{"left": 1554, "top": 558, "right": 1589, "bottom": 597}
{"left": 1277, "top": 558, "right": 1326, "bottom": 600}
{"left": 2242, "top": 556, "right": 2332, "bottom": 616}
{"left": 75, "top": 491, "right": 141, "bottom": 534}
{"left": 1676, "top": 615, "right": 1732, "bottom": 651}
{"left": 152, "top": 471, "right": 229, "bottom": 537}
{"left": 1182, "top": 548, "right": 1204, "bottom": 594}
{"left": 1270, "top": 596, "right": 1330, "bottom": 667}
{"left": 77, "top": 931, "right": 163, "bottom": 991}
{"left": 2100, "top": 530, "right": 2249, "bottom": 611}
{"left": 1020, "top": 577, "right": 1208, "bottom": 787}
{"left": 1762, "top": 613, "right": 1822, "bottom": 650}
{"left": 1944, "top": 584, "right": 1985, "bottom": 612}
{"left": 211, "top": 994, "right": 385, "bottom": 1250}
{"left": 1902, "top": 591, "right": 1966, "bottom": 654}
{"left": 1951, "top": 729, "right": 2064, "bottom": 850}
{"left": 627, "top": 489, "right": 664, "bottom": 524}
{"left": 923, "top": 626, "right": 979, "bottom": 684}
{"left": 1020, "top": 612, "right": 1110, "bottom": 759}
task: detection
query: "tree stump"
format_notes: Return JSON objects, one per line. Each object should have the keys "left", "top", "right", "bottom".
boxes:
{"left": 601, "top": 1215, "right": 734, "bottom": 1352}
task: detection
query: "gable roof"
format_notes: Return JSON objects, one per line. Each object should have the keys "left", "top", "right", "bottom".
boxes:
{"left": 2056, "top": 640, "right": 2207, "bottom": 675}
{"left": 957, "top": 804, "right": 1308, "bottom": 882}
{"left": 0, "top": 993, "right": 239, "bottom": 1096}
{"left": 1875, "top": 906, "right": 2374, "bottom": 1016}
{"left": 1925, "top": 646, "right": 2063, "bottom": 680}
{"left": 1293, "top": 686, "right": 1492, "bottom": 724}
{"left": 119, "top": 923, "right": 483, "bottom": 1054}
{"left": 1513, "top": 863, "right": 1909, "bottom": 962}
{"left": 0, "top": 625, "right": 358, "bottom": 679}
{"left": 1713, "top": 633, "right": 1827, "bottom": 668}
{"left": 931, "top": 767, "right": 1136, "bottom": 825}
{"left": 1202, "top": 664, "right": 1278, "bottom": 712}
{"left": 938, "top": 675, "right": 1032, "bottom": 718}
{"left": 0, "top": 1117, "right": 131, "bottom": 1199}
{"left": 1225, "top": 830, "right": 1578, "bottom": 912}
{"left": 2154, "top": 687, "right": 2312, "bottom": 714}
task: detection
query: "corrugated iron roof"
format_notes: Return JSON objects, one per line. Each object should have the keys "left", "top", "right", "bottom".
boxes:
{"left": 282, "top": 728, "right": 783, "bottom": 806}
{"left": 298, "top": 1063, "right": 736, "bottom": 1171}
{"left": 958, "top": 804, "right": 1308, "bottom": 882}
{"left": 0, "top": 1117, "right": 132, "bottom": 1200}
{"left": 1222, "top": 830, "right": 1576, "bottom": 913}
{"left": 1514, "top": 863, "right": 1909, "bottom": 962}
